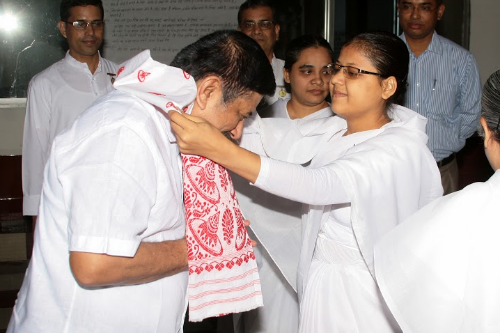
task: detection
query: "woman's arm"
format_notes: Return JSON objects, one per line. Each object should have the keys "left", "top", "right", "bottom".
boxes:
{"left": 169, "top": 111, "right": 349, "bottom": 205}
{"left": 256, "top": 156, "right": 348, "bottom": 205}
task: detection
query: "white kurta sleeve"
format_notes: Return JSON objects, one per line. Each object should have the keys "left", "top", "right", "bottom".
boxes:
{"left": 58, "top": 125, "right": 158, "bottom": 257}
{"left": 254, "top": 156, "right": 348, "bottom": 205}
{"left": 22, "top": 78, "right": 52, "bottom": 215}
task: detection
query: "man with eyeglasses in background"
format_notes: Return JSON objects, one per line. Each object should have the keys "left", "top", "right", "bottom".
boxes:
{"left": 237, "top": 0, "right": 290, "bottom": 111}
{"left": 22, "top": 0, "right": 117, "bottom": 229}
{"left": 397, "top": 0, "right": 481, "bottom": 195}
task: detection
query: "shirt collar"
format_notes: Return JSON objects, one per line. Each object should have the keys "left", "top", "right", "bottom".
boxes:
{"left": 64, "top": 50, "right": 102, "bottom": 74}
{"left": 401, "top": 31, "right": 443, "bottom": 57}
{"left": 424, "top": 32, "right": 443, "bottom": 55}
{"left": 271, "top": 53, "right": 278, "bottom": 64}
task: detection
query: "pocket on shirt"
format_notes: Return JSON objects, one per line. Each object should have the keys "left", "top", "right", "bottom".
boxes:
{"left": 428, "top": 81, "right": 458, "bottom": 117}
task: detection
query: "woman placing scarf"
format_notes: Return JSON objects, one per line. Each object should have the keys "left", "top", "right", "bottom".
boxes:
{"left": 169, "top": 32, "right": 443, "bottom": 332}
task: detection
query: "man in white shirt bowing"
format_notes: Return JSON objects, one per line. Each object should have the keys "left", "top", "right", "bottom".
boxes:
{"left": 22, "top": 0, "right": 118, "bottom": 229}
{"left": 7, "top": 30, "right": 275, "bottom": 333}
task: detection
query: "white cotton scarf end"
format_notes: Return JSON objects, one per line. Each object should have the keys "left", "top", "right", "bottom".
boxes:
{"left": 113, "top": 49, "right": 196, "bottom": 114}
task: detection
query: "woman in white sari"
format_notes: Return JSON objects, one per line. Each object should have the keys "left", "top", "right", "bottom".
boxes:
{"left": 233, "top": 35, "right": 334, "bottom": 333}
{"left": 170, "top": 32, "right": 443, "bottom": 332}
{"left": 374, "top": 70, "right": 500, "bottom": 333}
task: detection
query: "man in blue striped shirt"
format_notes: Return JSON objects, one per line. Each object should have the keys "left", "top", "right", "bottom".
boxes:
{"left": 397, "top": 0, "right": 482, "bottom": 194}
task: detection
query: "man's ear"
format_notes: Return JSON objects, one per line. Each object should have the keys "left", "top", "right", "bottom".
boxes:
{"left": 194, "top": 76, "right": 222, "bottom": 111}
{"left": 58, "top": 21, "right": 67, "bottom": 39}
{"left": 283, "top": 68, "right": 290, "bottom": 84}
{"left": 437, "top": 4, "right": 445, "bottom": 21}
{"left": 274, "top": 23, "right": 280, "bottom": 41}
{"left": 381, "top": 77, "right": 397, "bottom": 100}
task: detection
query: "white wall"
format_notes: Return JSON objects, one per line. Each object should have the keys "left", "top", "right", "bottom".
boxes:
{"left": 470, "top": 0, "right": 500, "bottom": 84}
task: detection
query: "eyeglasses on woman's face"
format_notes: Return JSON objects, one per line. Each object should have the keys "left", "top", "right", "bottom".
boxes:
{"left": 328, "top": 63, "right": 387, "bottom": 80}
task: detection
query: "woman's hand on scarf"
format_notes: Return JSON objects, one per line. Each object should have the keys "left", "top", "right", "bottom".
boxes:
{"left": 169, "top": 110, "right": 261, "bottom": 183}
{"left": 168, "top": 110, "right": 230, "bottom": 159}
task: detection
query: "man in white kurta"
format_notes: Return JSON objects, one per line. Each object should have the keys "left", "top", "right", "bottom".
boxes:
{"left": 22, "top": 52, "right": 117, "bottom": 216}
{"left": 22, "top": 1, "right": 118, "bottom": 219}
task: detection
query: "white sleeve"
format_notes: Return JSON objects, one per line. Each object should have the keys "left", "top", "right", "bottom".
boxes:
{"left": 22, "top": 78, "right": 52, "bottom": 215}
{"left": 239, "top": 132, "right": 266, "bottom": 155}
{"left": 238, "top": 111, "right": 266, "bottom": 155}
{"left": 59, "top": 125, "right": 158, "bottom": 257}
{"left": 254, "top": 156, "right": 349, "bottom": 205}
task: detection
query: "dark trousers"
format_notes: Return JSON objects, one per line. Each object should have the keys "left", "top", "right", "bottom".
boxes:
{"left": 439, "top": 155, "right": 458, "bottom": 195}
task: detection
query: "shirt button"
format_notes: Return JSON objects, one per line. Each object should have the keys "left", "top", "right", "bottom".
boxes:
{"left": 416, "top": 83, "right": 420, "bottom": 87}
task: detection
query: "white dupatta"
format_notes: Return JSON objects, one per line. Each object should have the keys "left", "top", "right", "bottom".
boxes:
{"left": 234, "top": 108, "right": 336, "bottom": 290}
{"left": 375, "top": 170, "right": 500, "bottom": 333}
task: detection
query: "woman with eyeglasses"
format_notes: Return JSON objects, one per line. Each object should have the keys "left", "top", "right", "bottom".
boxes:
{"left": 374, "top": 69, "right": 500, "bottom": 333}
{"left": 169, "top": 31, "right": 442, "bottom": 332}
{"left": 232, "top": 34, "right": 334, "bottom": 333}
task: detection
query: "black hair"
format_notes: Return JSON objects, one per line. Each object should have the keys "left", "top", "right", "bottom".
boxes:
{"left": 284, "top": 35, "right": 334, "bottom": 71}
{"left": 343, "top": 31, "right": 409, "bottom": 107}
{"left": 60, "top": 0, "right": 104, "bottom": 22}
{"left": 479, "top": 70, "right": 500, "bottom": 142}
{"left": 171, "top": 30, "right": 276, "bottom": 103}
{"left": 237, "top": 0, "right": 276, "bottom": 26}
